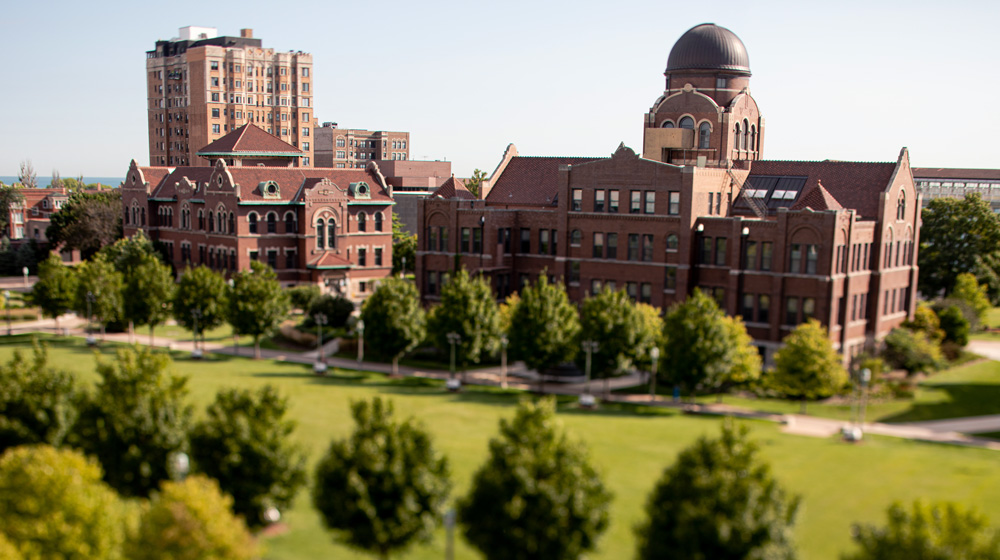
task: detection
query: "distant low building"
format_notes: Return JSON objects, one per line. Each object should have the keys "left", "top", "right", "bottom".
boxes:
{"left": 912, "top": 168, "right": 1000, "bottom": 211}
{"left": 314, "top": 122, "right": 410, "bottom": 168}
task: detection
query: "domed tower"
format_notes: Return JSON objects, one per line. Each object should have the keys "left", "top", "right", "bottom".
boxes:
{"left": 643, "top": 24, "right": 764, "bottom": 168}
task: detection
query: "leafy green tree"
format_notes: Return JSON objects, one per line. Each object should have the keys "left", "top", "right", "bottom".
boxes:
{"left": 662, "top": 289, "right": 753, "bottom": 397}
{"left": 718, "top": 314, "right": 763, "bottom": 394}
{"left": 227, "top": 261, "right": 290, "bottom": 359}
{"left": 304, "top": 293, "right": 355, "bottom": 329}
{"left": 498, "top": 292, "right": 520, "bottom": 335}
{"left": 576, "top": 288, "right": 641, "bottom": 396}
{"left": 30, "top": 253, "right": 77, "bottom": 332}
{"left": 47, "top": 190, "right": 123, "bottom": 259}
{"left": 919, "top": 193, "right": 1000, "bottom": 302}
{"left": 0, "top": 183, "right": 24, "bottom": 237}
{"left": 508, "top": 274, "right": 580, "bottom": 378}
{"left": 459, "top": 398, "right": 611, "bottom": 560}
{"left": 174, "top": 266, "right": 229, "bottom": 348}
{"left": 123, "top": 253, "right": 175, "bottom": 344}
{"left": 392, "top": 213, "right": 415, "bottom": 274}
{"left": 360, "top": 277, "right": 426, "bottom": 375}
{"left": 287, "top": 284, "right": 321, "bottom": 311}
{"left": 464, "top": 168, "right": 487, "bottom": 198}
{"left": 73, "top": 253, "right": 124, "bottom": 336}
{"left": 882, "top": 328, "right": 943, "bottom": 376}
{"left": 73, "top": 346, "right": 191, "bottom": 498}
{"left": 190, "top": 385, "right": 307, "bottom": 527}
{"left": 904, "top": 302, "right": 945, "bottom": 343}
{"left": 127, "top": 475, "right": 258, "bottom": 560}
{"left": 428, "top": 268, "right": 501, "bottom": 370}
{"left": 0, "top": 445, "right": 129, "bottom": 560}
{"left": 635, "top": 420, "right": 800, "bottom": 560}
{"left": 770, "top": 319, "right": 849, "bottom": 413}
{"left": 0, "top": 532, "right": 23, "bottom": 560}
{"left": 99, "top": 230, "right": 159, "bottom": 272}
{"left": 844, "top": 501, "right": 1000, "bottom": 560}
{"left": 936, "top": 305, "right": 970, "bottom": 347}
{"left": 951, "top": 272, "right": 991, "bottom": 327}
{"left": 313, "top": 398, "right": 450, "bottom": 560}
{"left": 0, "top": 342, "right": 78, "bottom": 455}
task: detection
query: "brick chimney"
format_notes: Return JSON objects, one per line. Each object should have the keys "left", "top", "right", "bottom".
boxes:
{"left": 240, "top": 28, "right": 253, "bottom": 38}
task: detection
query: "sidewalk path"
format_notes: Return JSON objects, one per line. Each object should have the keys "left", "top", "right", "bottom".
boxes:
{"left": 896, "top": 414, "right": 1000, "bottom": 434}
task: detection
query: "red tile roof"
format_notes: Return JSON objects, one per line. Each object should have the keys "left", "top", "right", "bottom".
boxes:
{"left": 911, "top": 168, "right": 1000, "bottom": 181}
{"left": 307, "top": 252, "right": 353, "bottom": 269}
{"left": 748, "top": 160, "right": 896, "bottom": 218}
{"left": 138, "top": 167, "right": 171, "bottom": 188}
{"left": 486, "top": 156, "right": 598, "bottom": 206}
{"left": 433, "top": 176, "right": 476, "bottom": 200}
{"left": 791, "top": 181, "right": 843, "bottom": 211}
{"left": 197, "top": 124, "right": 303, "bottom": 156}
{"left": 150, "top": 168, "right": 215, "bottom": 199}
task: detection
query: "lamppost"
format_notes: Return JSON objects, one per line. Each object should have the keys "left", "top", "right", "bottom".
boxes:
{"left": 478, "top": 215, "right": 486, "bottom": 272}
{"left": 262, "top": 505, "right": 281, "bottom": 525}
{"left": 356, "top": 319, "right": 365, "bottom": 367}
{"left": 168, "top": 451, "right": 189, "bottom": 481}
{"left": 581, "top": 340, "right": 598, "bottom": 407}
{"left": 22, "top": 266, "right": 28, "bottom": 289}
{"left": 844, "top": 367, "right": 872, "bottom": 442}
{"left": 314, "top": 312, "right": 328, "bottom": 374}
{"left": 85, "top": 291, "right": 97, "bottom": 346}
{"left": 738, "top": 226, "right": 750, "bottom": 312}
{"left": 499, "top": 335, "right": 509, "bottom": 390}
{"left": 693, "top": 223, "right": 705, "bottom": 292}
{"left": 446, "top": 332, "right": 461, "bottom": 391}
{"left": 401, "top": 256, "right": 406, "bottom": 277}
{"left": 649, "top": 346, "right": 660, "bottom": 401}
{"left": 4, "top": 290, "right": 10, "bottom": 336}
{"left": 444, "top": 508, "right": 456, "bottom": 560}
{"left": 190, "top": 307, "right": 202, "bottom": 359}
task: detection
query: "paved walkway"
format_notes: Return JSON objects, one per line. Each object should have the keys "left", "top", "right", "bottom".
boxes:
{"left": 9, "top": 315, "right": 1000, "bottom": 451}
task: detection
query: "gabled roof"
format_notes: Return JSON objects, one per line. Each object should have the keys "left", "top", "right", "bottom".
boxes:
{"left": 911, "top": 168, "right": 1000, "bottom": 181}
{"left": 748, "top": 160, "right": 896, "bottom": 218}
{"left": 433, "top": 176, "right": 476, "bottom": 200}
{"left": 197, "top": 124, "right": 304, "bottom": 157}
{"left": 485, "top": 156, "right": 598, "bottom": 206}
{"left": 307, "top": 252, "right": 353, "bottom": 270}
{"left": 137, "top": 167, "right": 171, "bottom": 189}
{"left": 149, "top": 167, "right": 215, "bottom": 200}
{"left": 791, "top": 181, "right": 843, "bottom": 211}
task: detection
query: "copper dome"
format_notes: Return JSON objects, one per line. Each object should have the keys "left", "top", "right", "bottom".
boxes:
{"left": 666, "top": 23, "right": 751, "bottom": 76}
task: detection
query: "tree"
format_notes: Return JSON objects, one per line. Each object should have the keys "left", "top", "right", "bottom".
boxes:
{"left": 287, "top": 283, "right": 321, "bottom": 311}
{"left": 122, "top": 253, "right": 175, "bottom": 344}
{"left": 391, "top": 213, "right": 415, "bottom": 274}
{"left": 951, "top": 272, "right": 991, "bottom": 327}
{"left": 882, "top": 328, "right": 943, "bottom": 376}
{"left": 304, "top": 294, "right": 355, "bottom": 329}
{"left": 576, "top": 288, "right": 642, "bottom": 396}
{"left": 936, "top": 305, "right": 970, "bottom": 347}
{"left": 73, "top": 253, "right": 124, "bottom": 336}
{"left": 30, "top": 253, "right": 77, "bottom": 331}
{"left": 919, "top": 193, "right": 1000, "bottom": 302}
{"left": 17, "top": 160, "right": 37, "bottom": 188}
{"left": 73, "top": 346, "right": 191, "bottom": 498}
{"left": 190, "top": 385, "right": 307, "bottom": 527}
{"left": 0, "top": 445, "right": 129, "bottom": 560}
{"left": 127, "top": 475, "right": 258, "bottom": 560}
{"left": 718, "top": 314, "right": 763, "bottom": 393}
{"left": 465, "top": 168, "right": 487, "bottom": 198}
{"left": 46, "top": 190, "right": 123, "bottom": 259}
{"left": 360, "top": 277, "right": 425, "bottom": 375}
{"left": 661, "top": 289, "right": 752, "bottom": 397}
{"left": 635, "top": 421, "right": 800, "bottom": 560}
{"left": 0, "top": 342, "right": 79, "bottom": 455}
{"left": 770, "top": 319, "right": 849, "bottom": 413}
{"left": 227, "top": 261, "right": 290, "bottom": 359}
{"left": 0, "top": 183, "right": 24, "bottom": 237}
{"left": 313, "top": 398, "right": 450, "bottom": 560}
{"left": 50, "top": 170, "right": 64, "bottom": 190}
{"left": 0, "top": 533, "right": 23, "bottom": 560}
{"left": 174, "top": 266, "right": 229, "bottom": 348}
{"left": 844, "top": 501, "right": 1000, "bottom": 560}
{"left": 508, "top": 274, "right": 580, "bottom": 378}
{"left": 427, "top": 268, "right": 501, "bottom": 370}
{"left": 459, "top": 398, "right": 611, "bottom": 560}
{"left": 904, "top": 302, "right": 944, "bottom": 343}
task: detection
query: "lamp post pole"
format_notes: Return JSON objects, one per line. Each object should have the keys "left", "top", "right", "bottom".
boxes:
{"left": 858, "top": 367, "right": 872, "bottom": 427}
{"left": 649, "top": 346, "right": 660, "bottom": 401}
{"left": 446, "top": 332, "right": 461, "bottom": 391}
{"left": 314, "top": 312, "right": 328, "bottom": 374}
{"left": 228, "top": 278, "right": 237, "bottom": 355}
{"left": 356, "top": 319, "right": 365, "bottom": 367}
{"left": 191, "top": 307, "right": 202, "bottom": 359}
{"left": 499, "top": 335, "right": 508, "bottom": 390}
{"left": 168, "top": 451, "right": 189, "bottom": 482}
{"left": 738, "top": 226, "right": 750, "bottom": 315}
{"left": 581, "top": 340, "right": 598, "bottom": 407}
{"left": 693, "top": 223, "right": 705, "bottom": 293}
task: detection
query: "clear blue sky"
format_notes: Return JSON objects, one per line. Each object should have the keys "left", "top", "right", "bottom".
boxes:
{"left": 2, "top": 0, "right": 997, "bottom": 178}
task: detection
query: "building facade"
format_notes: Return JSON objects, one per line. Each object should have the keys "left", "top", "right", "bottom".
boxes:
{"left": 416, "top": 24, "right": 920, "bottom": 362}
{"left": 146, "top": 27, "right": 316, "bottom": 168}
{"left": 912, "top": 168, "right": 1000, "bottom": 212}
{"left": 314, "top": 122, "right": 410, "bottom": 168}
{"left": 5, "top": 188, "right": 69, "bottom": 242}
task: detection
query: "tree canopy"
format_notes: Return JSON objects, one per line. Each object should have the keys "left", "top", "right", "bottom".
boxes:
{"left": 459, "top": 398, "right": 611, "bottom": 560}
{"left": 576, "top": 288, "right": 642, "bottom": 393}
{"left": 73, "top": 253, "right": 124, "bottom": 332}
{"left": 30, "top": 253, "right": 77, "bottom": 328}
{"left": 844, "top": 501, "right": 1000, "bottom": 560}
{"left": 919, "top": 193, "right": 1000, "bottom": 302}
{"left": 122, "top": 253, "right": 175, "bottom": 342}
{"left": 464, "top": 169, "right": 487, "bottom": 198}
{"left": 770, "top": 319, "right": 848, "bottom": 411}
{"left": 392, "top": 213, "right": 415, "bottom": 274}
{"left": 360, "top": 277, "right": 426, "bottom": 375}
{"left": 313, "top": 398, "right": 450, "bottom": 560}
{"left": 950, "top": 272, "right": 991, "bottom": 327}
{"left": 227, "top": 261, "right": 290, "bottom": 359}
{"left": 0, "top": 342, "right": 78, "bottom": 455}
{"left": 508, "top": 274, "right": 580, "bottom": 376}
{"left": 174, "top": 266, "right": 229, "bottom": 341}
{"left": 46, "top": 190, "right": 123, "bottom": 259}
{"left": 427, "top": 268, "right": 501, "bottom": 368}
{"left": 882, "top": 327, "right": 943, "bottom": 376}
{"left": 635, "top": 421, "right": 800, "bottom": 560}
{"left": 190, "top": 385, "right": 307, "bottom": 527}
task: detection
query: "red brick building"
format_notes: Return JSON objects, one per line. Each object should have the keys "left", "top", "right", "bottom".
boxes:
{"left": 122, "top": 125, "right": 394, "bottom": 302}
{"left": 5, "top": 188, "right": 69, "bottom": 242}
{"left": 416, "top": 24, "right": 919, "bottom": 362}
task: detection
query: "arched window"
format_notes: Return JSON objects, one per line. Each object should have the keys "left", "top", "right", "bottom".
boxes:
{"left": 328, "top": 221, "right": 337, "bottom": 249}
{"left": 734, "top": 123, "right": 741, "bottom": 150}
{"left": 197, "top": 210, "right": 204, "bottom": 230}
{"left": 285, "top": 212, "right": 296, "bottom": 233}
{"left": 357, "top": 212, "right": 367, "bottom": 232}
{"left": 374, "top": 212, "right": 383, "bottom": 232}
{"left": 678, "top": 116, "right": 694, "bottom": 130}
{"left": 698, "top": 122, "right": 711, "bottom": 149}
{"left": 661, "top": 120, "right": 675, "bottom": 128}
{"left": 125, "top": 207, "right": 130, "bottom": 225}
{"left": 266, "top": 212, "right": 277, "bottom": 234}
{"left": 208, "top": 211, "right": 215, "bottom": 232}
{"left": 217, "top": 210, "right": 224, "bottom": 233}
{"left": 742, "top": 119, "right": 750, "bottom": 151}
{"left": 666, "top": 234, "right": 679, "bottom": 250}
{"left": 570, "top": 229, "right": 582, "bottom": 246}
{"left": 229, "top": 212, "right": 234, "bottom": 234}
{"left": 230, "top": 250, "right": 236, "bottom": 270}
{"left": 141, "top": 208, "right": 146, "bottom": 226}
{"left": 316, "top": 218, "right": 326, "bottom": 249}
{"left": 897, "top": 192, "right": 906, "bottom": 220}
{"left": 248, "top": 213, "right": 258, "bottom": 234}
{"left": 749, "top": 125, "right": 757, "bottom": 152}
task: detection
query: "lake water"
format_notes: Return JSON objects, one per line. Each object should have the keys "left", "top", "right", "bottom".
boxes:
{"left": 0, "top": 176, "right": 123, "bottom": 188}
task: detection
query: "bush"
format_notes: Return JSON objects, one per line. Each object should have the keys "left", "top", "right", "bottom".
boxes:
{"left": 304, "top": 294, "right": 354, "bottom": 329}
{"left": 935, "top": 304, "right": 970, "bottom": 347}
{"left": 287, "top": 284, "right": 321, "bottom": 312}
{"left": 882, "top": 328, "right": 943, "bottom": 376}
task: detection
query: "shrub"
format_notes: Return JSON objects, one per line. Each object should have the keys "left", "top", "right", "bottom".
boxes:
{"left": 304, "top": 294, "right": 354, "bottom": 329}
{"left": 882, "top": 328, "right": 943, "bottom": 376}
{"left": 287, "top": 284, "right": 321, "bottom": 312}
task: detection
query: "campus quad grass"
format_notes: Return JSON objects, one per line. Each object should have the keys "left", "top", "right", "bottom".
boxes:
{"left": 2, "top": 337, "right": 1000, "bottom": 560}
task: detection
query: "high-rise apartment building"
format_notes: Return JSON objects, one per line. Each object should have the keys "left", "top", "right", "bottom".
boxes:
{"left": 146, "top": 26, "right": 315, "bottom": 168}
{"left": 315, "top": 122, "right": 410, "bottom": 168}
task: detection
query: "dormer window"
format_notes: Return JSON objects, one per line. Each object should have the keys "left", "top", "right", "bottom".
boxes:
{"left": 260, "top": 181, "right": 280, "bottom": 199}
{"left": 349, "top": 181, "right": 371, "bottom": 199}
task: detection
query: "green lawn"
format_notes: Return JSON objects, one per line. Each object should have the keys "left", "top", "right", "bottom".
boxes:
{"left": 2, "top": 336, "right": 999, "bottom": 560}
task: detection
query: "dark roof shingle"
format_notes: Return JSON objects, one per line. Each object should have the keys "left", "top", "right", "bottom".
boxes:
{"left": 433, "top": 176, "right": 476, "bottom": 200}
{"left": 197, "top": 124, "right": 303, "bottom": 156}
{"left": 748, "top": 160, "right": 896, "bottom": 218}
{"left": 486, "top": 156, "right": 598, "bottom": 206}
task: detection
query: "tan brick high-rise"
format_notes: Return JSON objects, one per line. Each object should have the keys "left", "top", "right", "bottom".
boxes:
{"left": 146, "top": 26, "right": 316, "bottom": 168}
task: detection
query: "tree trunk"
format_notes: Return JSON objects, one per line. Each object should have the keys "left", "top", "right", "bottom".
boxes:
{"left": 392, "top": 356, "right": 399, "bottom": 377}
{"left": 150, "top": 324, "right": 155, "bottom": 346}
{"left": 800, "top": 400, "right": 807, "bottom": 414}
{"left": 254, "top": 336, "right": 261, "bottom": 359}
{"left": 129, "top": 320, "right": 134, "bottom": 344}
{"left": 100, "top": 324, "right": 106, "bottom": 340}
{"left": 54, "top": 316, "right": 59, "bottom": 335}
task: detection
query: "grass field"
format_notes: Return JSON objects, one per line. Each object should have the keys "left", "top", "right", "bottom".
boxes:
{"left": 2, "top": 335, "right": 999, "bottom": 560}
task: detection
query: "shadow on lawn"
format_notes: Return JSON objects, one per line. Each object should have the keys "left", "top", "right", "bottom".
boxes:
{"left": 881, "top": 382, "right": 1000, "bottom": 423}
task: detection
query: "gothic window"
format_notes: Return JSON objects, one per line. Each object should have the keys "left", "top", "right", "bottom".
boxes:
{"left": 734, "top": 123, "right": 741, "bottom": 150}
{"left": 248, "top": 213, "right": 258, "bottom": 234}
{"left": 374, "top": 212, "right": 383, "bottom": 232}
{"left": 661, "top": 120, "right": 675, "bottom": 128}
{"left": 750, "top": 125, "right": 757, "bottom": 151}
{"left": 316, "top": 218, "right": 325, "bottom": 249}
{"left": 285, "top": 212, "right": 297, "bottom": 233}
{"left": 266, "top": 212, "right": 277, "bottom": 234}
{"left": 698, "top": 122, "right": 711, "bottom": 149}
{"left": 679, "top": 116, "right": 694, "bottom": 130}
{"left": 897, "top": 192, "right": 906, "bottom": 220}
{"left": 742, "top": 119, "right": 750, "bottom": 151}
{"left": 358, "top": 212, "right": 367, "bottom": 232}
